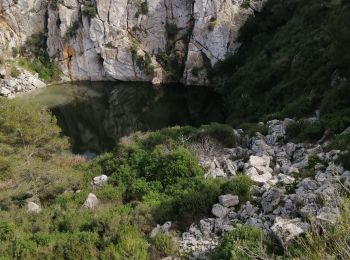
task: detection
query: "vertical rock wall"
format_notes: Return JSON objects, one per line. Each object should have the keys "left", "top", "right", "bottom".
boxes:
{"left": 1, "top": 0, "right": 266, "bottom": 85}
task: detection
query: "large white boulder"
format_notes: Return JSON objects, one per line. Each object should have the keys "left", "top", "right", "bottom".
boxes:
{"left": 84, "top": 193, "right": 100, "bottom": 209}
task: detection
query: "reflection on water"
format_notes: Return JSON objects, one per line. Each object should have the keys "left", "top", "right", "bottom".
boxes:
{"left": 19, "top": 82, "right": 225, "bottom": 154}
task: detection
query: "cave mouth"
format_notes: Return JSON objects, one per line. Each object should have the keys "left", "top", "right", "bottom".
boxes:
{"left": 19, "top": 81, "right": 225, "bottom": 156}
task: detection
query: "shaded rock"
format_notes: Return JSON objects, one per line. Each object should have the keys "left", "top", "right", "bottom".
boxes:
{"left": 271, "top": 217, "right": 310, "bottom": 247}
{"left": 261, "top": 189, "right": 282, "bottom": 213}
{"left": 316, "top": 207, "right": 340, "bottom": 225}
{"left": 150, "top": 221, "right": 172, "bottom": 238}
{"left": 218, "top": 194, "right": 239, "bottom": 208}
{"left": 211, "top": 203, "right": 228, "bottom": 218}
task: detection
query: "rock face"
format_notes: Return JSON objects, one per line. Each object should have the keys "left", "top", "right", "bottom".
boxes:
{"left": 0, "top": 0, "right": 47, "bottom": 59}
{"left": 0, "top": 0, "right": 267, "bottom": 85}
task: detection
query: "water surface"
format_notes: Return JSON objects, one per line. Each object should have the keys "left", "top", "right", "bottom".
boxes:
{"left": 19, "top": 82, "right": 224, "bottom": 155}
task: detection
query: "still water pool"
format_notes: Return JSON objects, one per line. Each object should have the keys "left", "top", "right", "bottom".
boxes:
{"left": 18, "top": 82, "right": 224, "bottom": 155}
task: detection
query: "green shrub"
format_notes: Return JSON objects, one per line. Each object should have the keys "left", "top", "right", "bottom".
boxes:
{"left": 198, "top": 123, "right": 236, "bottom": 147}
{"left": 12, "top": 47, "right": 19, "bottom": 57}
{"left": 49, "top": 0, "right": 61, "bottom": 10}
{"left": 65, "top": 21, "right": 80, "bottom": 40}
{"left": 10, "top": 66, "right": 20, "bottom": 78}
{"left": 191, "top": 66, "right": 200, "bottom": 77}
{"left": 82, "top": 2, "right": 97, "bottom": 18}
{"left": 101, "top": 225, "right": 149, "bottom": 259}
{"left": 0, "top": 98, "right": 68, "bottom": 158}
{"left": 165, "top": 23, "right": 178, "bottom": 39}
{"left": 214, "top": 225, "right": 269, "bottom": 259}
{"left": 152, "top": 233, "right": 176, "bottom": 257}
{"left": 20, "top": 33, "right": 61, "bottom": 81}
{"left": 241, "top": 0, "right": 250, "bottom": 8}
{"left": 95, "top": 184, "right": 124, "bottom": 203}
{"left": 221, "top": 175, "right": 253, "bottom": 202}
{"left": 133, "top": 53, "right": 154, "bottom": 75}
{"left": 208, "top": 17, "right": 217, "bottom": 31}
{"left": 328, "top": 133, "right": 350, "bottom": 151}
{"left": 286, "top": 120, "right": 324, "bottom": 142}
{"left": 239, "top": 122, "right": 268, "bottom": 136}
{"left": 140, "top": 1, "right": 148, "bottom": 15}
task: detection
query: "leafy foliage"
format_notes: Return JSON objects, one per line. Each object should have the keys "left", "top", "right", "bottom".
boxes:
{"left": 213, "top": 0, "right": 350, "bottom": 129}
{"left": 18, "top": 33, "right": 61, "bottom": 81}
{"left": 82, "top": 2, "right": 97, "bottom": 18}
{"left": 0, "top": 98, "right": 68, "bottom": 158}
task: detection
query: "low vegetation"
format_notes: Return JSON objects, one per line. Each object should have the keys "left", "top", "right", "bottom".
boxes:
{"left": 82, "top": 2, "right": 97, "bottom": 18}
{"left": 16, "top": 33, "right": 61, "bottom": 81}
{"left": 0, "top": 99, "right": 253, "bottom": 257}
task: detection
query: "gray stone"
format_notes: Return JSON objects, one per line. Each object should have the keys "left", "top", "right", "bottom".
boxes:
{"left": 211, "top": 203, "right": 228, "bottom": 218}
{"left": 246, "top": 167, "right": 273, "bottom": 185}
{"left": 261, "top": 189, "right": 282, "bottom": 213}
{"left": 84, "top": 193, "right": 99, "bottom": 209}
{"left": 218, "top": 194, "right": 239, "bottom": 208}
{"left": 91, "top": 174, "right": 108, "bottom": 188}
{"left": 271, "top": 217, "right": 310, "bottom": 247}
{"left": 316, "top": 207, "right": 340, "bottom": 225}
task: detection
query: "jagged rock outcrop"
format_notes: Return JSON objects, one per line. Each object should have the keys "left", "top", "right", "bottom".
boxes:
{"left": 1, "top": 0, "right": 267, "bottom": 85}
{"left": 0, "top": 0, "right": 47, "bottom": 58}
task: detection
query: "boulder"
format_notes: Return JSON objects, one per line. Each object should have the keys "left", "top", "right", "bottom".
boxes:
{"left": 27, "top": 202, "right": 41, "bottom": 213}
{"left": 84, "top": 193, "right": 99, "bottom": 209}
{"left": 249, "top": 155, "right": 270, "bottom": 168}
{"left": 150, "top": 221, "right": 172, "bottom": 238}
{"left": 218, "top": 194, "right": 239, "bottom": 208}
{"left": 211, "top": 204, "right": 228, "bottom": 218}
{"left": 246, "top": 167, "right": 272, "bottom": 185}
{"left": 91, "top": 174, "right": 108, "bottom": 188}
{"left": 261, "top": 189, "right": 282, "bottom": 213}
{"left": 271, "top": 217, "right": 310, "bottom": 247}
{"left": 316, "top": 207, "right": 340, "bottom": 225}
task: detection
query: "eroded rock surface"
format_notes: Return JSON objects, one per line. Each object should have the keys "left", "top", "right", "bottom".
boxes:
{"left": 1, "top": 0, "right": 267, "bottom": 85}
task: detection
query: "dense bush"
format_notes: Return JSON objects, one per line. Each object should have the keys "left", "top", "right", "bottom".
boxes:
{"left": 152, "top": 233, "right": 177, "bottom": 257}
{"left": 212, "top": 0, "right": 350, "bottom": 126}
{"left": 18, "top": 33, "right": 61, "bottom": 81}
{"left": 0, "top": 98, "right": 68, "bottom": 158}
{"left": 213, "top": 225, "right": 270, "bottom": 259}
{"left": 221, "top": 175, "right": 253, "bottom": 203}
{"left": 82, "top": 2, "right": 97, "bottom": 18}
{"left": 286, "top": 120, "right": 324, "bottom": 142}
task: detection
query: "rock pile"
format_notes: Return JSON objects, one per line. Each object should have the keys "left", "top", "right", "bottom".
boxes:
{"left": 0, "top": 69, "right": 46, "bottom": 97}
{"left": 175, "top": 119, "right": 345, "bottom": 258}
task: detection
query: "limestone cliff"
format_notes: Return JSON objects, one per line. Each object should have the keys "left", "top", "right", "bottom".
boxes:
{"left": 1, "top": 0, "right": 266, "bottom": 85}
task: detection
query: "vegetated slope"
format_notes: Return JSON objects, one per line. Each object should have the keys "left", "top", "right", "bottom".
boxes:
{"left": 213, "top": 0, "right": 350, "bottom": 131}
